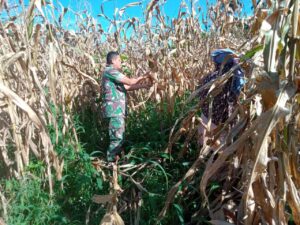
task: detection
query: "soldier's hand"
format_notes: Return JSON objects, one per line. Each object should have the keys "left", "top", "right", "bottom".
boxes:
{"left": 141, "top": 73, "right": 150, "bottom": 81}
{"left": 143, "top": 83, "right": 152, "bottom": 89}
{"left": 147, "top": 79, "right": 154, "bottom": 88}
{"left": 145, "top": 73, "right": 155, "bottom": 81}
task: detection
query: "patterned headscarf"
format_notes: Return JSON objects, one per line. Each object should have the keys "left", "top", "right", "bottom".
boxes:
{"left": 211, "top": 48, "right": 238, "bottom": 66}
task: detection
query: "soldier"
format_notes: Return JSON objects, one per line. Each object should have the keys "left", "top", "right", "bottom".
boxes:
{"left": 101, "top": 51, "right": 152, "bottom": 162}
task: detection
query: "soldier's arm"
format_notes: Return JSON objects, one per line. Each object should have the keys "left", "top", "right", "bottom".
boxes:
{"left": 108, "top": 69, "right": 148, "bottom": 86}
{"left": 109, "top": 69, "right": 153, "bottom": 90}
{"left": 123, "top": 73, "right": 154, "bottom": 90}
{"left": 124, "top": 82, "right": 152, "bottom": 91}
{"left": 119, "top": 75, "right": 148, "bottom": 86}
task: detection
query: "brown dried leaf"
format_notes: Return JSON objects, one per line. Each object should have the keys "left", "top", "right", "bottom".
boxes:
{"left": 210, "top": 220, "right": 235, "bottom": 225}
{"left": 92, "top": 194, "right": 114, "bottom": 204}
{"left": 100, "top": 212, "right": 125, "bottom": 225}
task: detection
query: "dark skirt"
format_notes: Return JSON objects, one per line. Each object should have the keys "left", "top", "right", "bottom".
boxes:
{"left": 198, "top": 65, "right": 237, "bottom": 125}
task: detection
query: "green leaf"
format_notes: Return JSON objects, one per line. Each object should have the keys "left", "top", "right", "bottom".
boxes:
{"left": 146, "top": 160, "right": 169, "bottom": 189}
{"left": 160, "top": 153, "right": 173, "bottom": 160}
{"left": 209, "top": 181, "right": 220, "bottom": 195}
{"left": 241, "top": 44, "right": 263, "bottom": 61}
{"left": 120, "top": 54, "right": 128, "bottom": 61}
{"left": 122, "top": 66, "right": 132, "bottom": 76}
{"left": 27, "top": 17, "right": 34, "bottom": 39}
{"left": 96, "top": 178, "right": 103, "bottom": 190}
{"left": 173, "top": 203, "right": 185, "bottom": 225}
{"left": 182, "top": 162, "right": 190, "bottom": 167}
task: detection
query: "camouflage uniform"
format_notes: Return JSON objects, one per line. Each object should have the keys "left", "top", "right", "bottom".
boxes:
{"left": 101, "top": 65, "right": 127, "bottom": 161}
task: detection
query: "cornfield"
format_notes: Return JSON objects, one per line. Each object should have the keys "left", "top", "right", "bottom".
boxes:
{"left": 0, "top": 0, "right": 299, "bottom": 224}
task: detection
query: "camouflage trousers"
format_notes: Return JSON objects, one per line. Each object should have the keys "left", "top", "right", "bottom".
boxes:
{"left": 106, "top": 117, "right": 125, "bottom": 162}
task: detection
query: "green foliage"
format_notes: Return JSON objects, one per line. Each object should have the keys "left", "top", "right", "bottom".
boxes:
{"left": 1, "top": 96, "right": 209, "bottom": 225}
{"left": 76, "top": 105, "right": 108, "bottom": 157}
{"left": 241, "top": 44, "right": 264, "bottom": 61}
{"left": 1, "top": 105, "right": 108, "bottom": 225}
{"left": 48, "top": 106, "right": 108, "bottom": 224}
{"left": 3, "top": 178, "right": 67, "bottom": 225}
{"left": 55, "top": 149, "right": 107, "bottom": 225}
{"left": 173, "top": 203, "right": 185, "bottom": 225}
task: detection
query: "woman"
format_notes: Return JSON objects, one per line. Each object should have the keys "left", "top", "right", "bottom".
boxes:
{"left": 198, "top": 49, "right": 245, "bottom": 146}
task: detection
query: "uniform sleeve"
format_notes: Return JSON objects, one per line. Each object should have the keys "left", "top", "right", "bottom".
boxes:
{"left": 105, "top": 69, "right": 126, "bottom": 84}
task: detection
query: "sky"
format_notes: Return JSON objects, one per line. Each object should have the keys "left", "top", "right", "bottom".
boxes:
{"left": 52, "top": 0, "right": 254, "bottom": 30}
{"left": 56, "top": 0, "right": 253, "bottom": 17}
{"left": 2, "top": 0, "right": 254, "bottom": 31}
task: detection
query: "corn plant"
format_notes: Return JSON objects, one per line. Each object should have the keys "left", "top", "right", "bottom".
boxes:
{"left": 160, "top": 0, "right": 300, "bottom": 224}
{"left": 1, "top": 0, "right": 299, "bottom": 225}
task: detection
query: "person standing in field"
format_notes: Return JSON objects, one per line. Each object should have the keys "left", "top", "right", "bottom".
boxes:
{"left": 101, "top": 51, "right": 152, "bottom": 162}
{"left": 198, "top": 49, "right": 245, "bottom": 146}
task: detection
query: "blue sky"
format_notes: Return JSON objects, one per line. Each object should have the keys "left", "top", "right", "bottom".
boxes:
{"left": 56, "top": 0, "right": 253, "bottom": 17}
{"left": 53, "top": 0, "right": 253, "bottom": 30}
{"left": 2, "top": 0, "right": 253, "bottom": 31}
